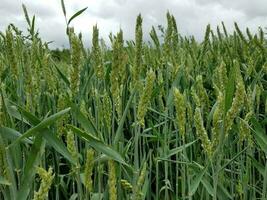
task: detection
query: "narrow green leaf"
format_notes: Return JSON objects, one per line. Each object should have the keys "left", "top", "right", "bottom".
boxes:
{"left": 81, "top": 72, "right": 94, "bottom": 96}
{"left": 53, "top": 62, "right": 70, "bottom": 86}
{"left": 68, "top": 125, "right": 128, "bottom": 166}
{"left": 217, "top": 183, "right": 232, "bottom": 199}
{"left": 201, "top": 177, "right": 214, "bottom": 197}
{"left": 69, "top": 194, "right": 78, "bottom": 200}
{"left": 224, "top": 61, "right": 237, "bottom": 113}
{"left": 67, "top": 7, "right": 88, "bottom": 25}
{"left": 200, "top": 169, "right": 232, "bottom": 199}
{"left": 9, "top": 104, "right": 75, "bottom": 164}
{"left": 0, "top": 127, "right": 32, "bottom": 144}
{"left": 42, "top": 129, "right": 75, "bottom": 164}
{"left": 251, "top": 117, "right": 267, "bottom": 153}
{"left": 0, "top": 176, "right": 11, "bottom": 185}
{"left": 189, "top": 166, "right": 207, "bottom": 196}
{"left": 61, "top": 0, "right": 66, "bottom": 17}
{"left": 165, "top": 140, "right": 198, "bottom": 158}
{"left": 30, "top": 15, "right": 35, "bottom": 35}
{"left": 17, "top": 134, "right": 45, "bottom": 200}
{"left": 71, "top": 103, "right": 98, "bottom": 136}
{"left": 250, "top": 156, "right": 265, "bottom": 176}
{"left": 218, "top": 147, "right": 248, "bottom": 173}
{"left": 114, "top": 90, "right": 135, "bottom": 145}
{"left": 91, "top": 193, "right": 103, "bottom": 200}
{"left": 5, "top": 99, "right": 30, "bottom": 125}
{"left": 17, "top": 104, "right": 41, "bottom": 125}
{"left": 9, "top": 108, "right": 71, "bottom": 147}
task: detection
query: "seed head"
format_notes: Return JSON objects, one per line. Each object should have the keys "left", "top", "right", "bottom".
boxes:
{"left": 194, "top": 108, "right": 212, "bottom": 157}
{"left": 110, "top": 30, "right": 127, "bottom": 120}
{"left": 173, "top": 88, "right": 186, "bottom": 137}
{"left": 5, "top": 28, "right": 18, "bottom": 80}
{"left": 108, "top": 160, "right": 117, "bottom": 200}
{"left": 191, "top": 88, "right": 201, "bottom": 108}
{"left": 225, "top": 66, "right": 245, "bottom": 135}
{"left": 216, "top": 61, "right": 228, "bottom": 92}
{"left": 137, "top": 69, "right": 155, "bottom": 126}
{"left": 70, "top": 33, "right": 82, "bottom": 95}
{"left": 103, "top": 92, "right": 112, "bottom": 129}
{"left": 195, "top": 75, "right": 209, "bottom": 109}
{"left": 121, "top": 179, "right": 133, "bottom": 192}
{"left": 133, "top": 14, "right": 143, "bottom": 86}
{"left": 134, "top": 162, "right": 147, "bottom": 200}
{"left": 92, "top": 25, "right": 104, "bottom": 79}
{"left": 212, "top": 91, "right": 225, "bottom": 149}
{"left": 84, "top": 149, "right": 94, "bottom": 192}
{"left": 67, "top": 131, "right": 79, "bottom": 166}
{"left": 33, "top": 167, "right": 54, "bottom": 200}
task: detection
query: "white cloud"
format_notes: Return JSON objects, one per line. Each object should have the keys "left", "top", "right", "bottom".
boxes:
{"left": 0, "top": 0, "right": 266, "bottom": 48}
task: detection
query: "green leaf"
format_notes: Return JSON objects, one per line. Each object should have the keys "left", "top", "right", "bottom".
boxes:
{"left": 218, "top": 147, "right": 248, "bottom": 173}
{"left": 0, "top": 176, "right": 11, "bottom": 185}
{"left": 30, "top": 15, "right": 35, "bottom": 36}
{"left": 42, "top": 129, "right": 75, "bottom": 164}
{"left": 68, "top": 125, "right": 128, "bottom": 166}
{"left": 18, "top": 105, "right": 40, "bottom": 125}
{"left": 217, "top": 183, "right": 232, "bottom": 199}
{"left": 165, "top": 140, "right": 198, "bottom": 158}
{"left": 114, "top": 90, "right": 135, "bottom": 145}
{"left": 71, "top": 103, "right": 98, "bottom": 136}
{"left": 189, "top": 166, "right": 207, "bottom": 196}
{"left": 91, "top": 193, "right": 103, "bottom": 200}
{"left": 5, "top": 99, "right": 30, "bottom": 125}
{"left": 17, "top": 134, "right": 45, "bottom": 200}
{"left": 80, "top": 70, "right": 94, "bottom": 96}
{"left": 61, "top": 0, "right": 66, "bottom": 17}
{"left": 69, "top": 194, "right": 78, "bottom": 200}
{"left": 0, "top": 127, "right": 32, "bottom": 144}
{"left": 201, "top": 176, "right": 214, "bottom": 197}
{"left": 53, "top": 62, "right": 70, "bottom": 86}
{"left": 251, "top": 117, "right": 267, "bottom": 153}
{"left": 9, "top": 104, "right": 75, "bottom": 164}
{"left": 224, "top": 61, "right": 237, "bottom": 113}
{"left": 200, "top": 169, "right": 232, "bottom": 199}
{"left": 9, "top": 108, "right": 71, "bottom": 148}
{"left": 67, "top": 7, "right": 88, "bottom": 25}
{"left": 250, "top": 156, "right": 265, "bottom": 176}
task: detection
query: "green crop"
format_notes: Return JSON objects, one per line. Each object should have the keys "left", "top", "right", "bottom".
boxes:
{"left": 0, "top": 3, "right": 266, "bottom": 200}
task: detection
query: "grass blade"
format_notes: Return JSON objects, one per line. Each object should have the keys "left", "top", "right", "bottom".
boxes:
{"left": 9, "top": 108, "right": 71, "bottom": 147}
{"left": 68, "top": 125, "right": 128, "bottom": 166}
{"left": 67, "top": 7, "right": 87, "bottom": 25}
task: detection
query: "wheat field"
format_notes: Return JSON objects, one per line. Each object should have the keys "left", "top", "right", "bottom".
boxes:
{"left": 0, "top": 3, "right": 267, "bottom": 200}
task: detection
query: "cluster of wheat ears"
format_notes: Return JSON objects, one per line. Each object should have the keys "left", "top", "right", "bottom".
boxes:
{"left": 0, "top": 2, "right": 267, "bottom": 200}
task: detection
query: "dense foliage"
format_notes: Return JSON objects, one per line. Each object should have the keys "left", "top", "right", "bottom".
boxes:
{"left": 0, "top": 5, "right": 267, "bottom": 200}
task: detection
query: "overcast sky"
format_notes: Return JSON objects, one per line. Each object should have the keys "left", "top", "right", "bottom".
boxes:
{"left": 0, "top": 0, "right": 267, "bottom": 48}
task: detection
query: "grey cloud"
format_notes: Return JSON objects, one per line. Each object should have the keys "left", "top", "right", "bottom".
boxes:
{"left": 0, "top": 0, "right": 68, "bottom": 48}
{"left": 95, "top": 0, "right": 266, "bottom": 41}
{"left": 87, "top": 0, "right": 244, "bottom": 41}
{"left": 197, "top": 0, "right": 267, "bottom": 18}
{"left": 0, "top": 0, "right": 266, "bottom": 48}
{"left": 0, "top": 0, "right": 58, "bottom": 20}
